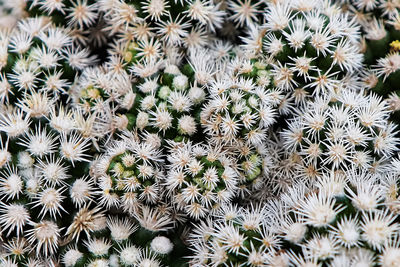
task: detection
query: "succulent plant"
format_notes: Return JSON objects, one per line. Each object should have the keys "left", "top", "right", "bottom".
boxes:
{"left": 334, "top": 1, "right": 400, "bottom": 124}
{"left": 165, "top": 140, "right": 238, "bottom": 220}
{"left": 277, "top": 169, "right": 400, "bottom": 266}
{"left": 281, "top": 88, "right": 400, "bottom": 181}
{"left": 98, "top": 0, "right": 225, "bottom": 52}
{"left": 200, "top": 54, "right": 286, "bottom": 195}
{"left": 0, "top": 16, "right": 96, "bottom": 105}
{"left": 91, "top": 130, "right": 165, "bottom": 214}
{"left": 0, "top": 110, "right": 93, "bottom": 262}
{"left": 188, "top": 203, "right": 283, "bottom": 266}
{"left": 61, "top": 214, "right": 181, "bottom": 267}
{"left": 241, "top": 0, "right": 363, "bottom": 101}
{"left": 16, "top": 0, "right": 110, "bottom": 51}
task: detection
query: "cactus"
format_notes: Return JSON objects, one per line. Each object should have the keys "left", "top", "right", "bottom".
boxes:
{"left": 188, "top": 203, "right": 283, "bottom": 266}
{"left": 241, "top": 0, "right": 363, "bottom": 101}
{"left": 165, "top": 140, "right": 238, "bottom": 219}
{"left": 91, "top": 130, "right": 165, "bottom": 214}
{"left": 281, "top": 90, "right": 399, "bottom": 181}
{"left": 278, "top": 169, "right": 400, "bottom": 266}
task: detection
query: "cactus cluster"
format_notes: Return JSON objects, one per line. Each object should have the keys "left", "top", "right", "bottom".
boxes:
{"left": 1, "top": 0, "right": 400, "bottom": 266}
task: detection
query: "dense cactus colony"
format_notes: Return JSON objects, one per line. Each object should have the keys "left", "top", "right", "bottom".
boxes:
{"left": 1, "top": 0, "right": 400, "bottom": 266}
